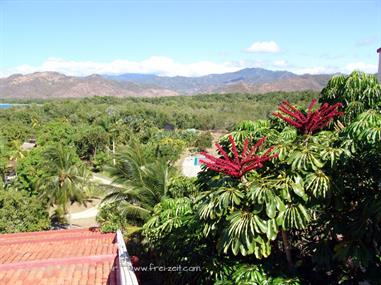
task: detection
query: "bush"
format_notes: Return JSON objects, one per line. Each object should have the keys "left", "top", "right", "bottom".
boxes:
{"left": 0, "top": 188, "right": 50, "bottom": 233}
{"left": 97, "top": 203, "right": 127, "bottom": 233}
{"left": 155, "top": 138, "right": 186, "bottom": 161}
{"left": 92, "top": 151, "right": 109, "bottom": 172}
{"left": 194, "top": 131, "right": 213, "bottom": 151}
{"left": 167, "top": 176, "right": 198, "bottom": 198}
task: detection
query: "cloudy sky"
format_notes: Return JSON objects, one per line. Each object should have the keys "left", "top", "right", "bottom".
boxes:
{"left": 0, "top": 0, "right": 380, "bottom": 77}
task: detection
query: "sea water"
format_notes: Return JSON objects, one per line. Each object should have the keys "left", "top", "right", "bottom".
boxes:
{"left": 0, "top": 104, "right": 13, "bottom": 109}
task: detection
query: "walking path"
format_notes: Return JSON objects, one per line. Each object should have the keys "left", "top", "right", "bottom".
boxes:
{"left": 69, "top": 173, "right": 122, "bottom": 226}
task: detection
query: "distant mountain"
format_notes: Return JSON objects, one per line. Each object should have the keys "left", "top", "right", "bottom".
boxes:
{"left": 215, "top": 74, "right": 332, "bottom": 94}
{"left": 106, "top": 68, "right": 302, "bottom": 94}
{"left": 0, "top": 68, "right": 333, "bottom": 99}
{"left": 0, "top": 72, "right": 178, "bottom": 99}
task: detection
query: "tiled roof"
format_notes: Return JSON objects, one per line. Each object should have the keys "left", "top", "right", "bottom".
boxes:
{"left": 0, "top": 228, "right": 119, "bottom": 285}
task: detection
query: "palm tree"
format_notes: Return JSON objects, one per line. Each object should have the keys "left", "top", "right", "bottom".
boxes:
{"left": 99, "top": 118, "right": 131, "bottom": 165}
{"left": 37, "top": 144, "right": 92, "bottom": 228}
{"left": 101, "top": 141, "right": 177, "bottom": 225}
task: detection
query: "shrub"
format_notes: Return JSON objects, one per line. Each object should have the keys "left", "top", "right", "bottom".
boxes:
{"left": 194, "top": 131, "right": 213, "bottom": 151}
{"left": 167, "top": 176, "right": 198, "bottom": 198}
{"left": 97, "top": 203, "right": 127, "bottom": 233}
{"left": 155, "top": 137, "right": 186, "bottom": 161}
{"left": 0, "top": 187, "right": 50, "bottom": 233}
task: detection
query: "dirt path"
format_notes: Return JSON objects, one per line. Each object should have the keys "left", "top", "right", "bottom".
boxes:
{"left": 68, "top": 173, "right": 121, "bottom": 228}
{"left": 70, "top": 130, "right": 227, "bottom": 227}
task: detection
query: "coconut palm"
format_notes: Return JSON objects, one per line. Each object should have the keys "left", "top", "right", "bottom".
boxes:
{"left": 37, "top": 144, "right": 92, "bottom": 227}
{"left": 99, "top": 118, "right": 131, "bottom": 165}
{"left": 101, "top": 141, "right": 177, "bottom": 225}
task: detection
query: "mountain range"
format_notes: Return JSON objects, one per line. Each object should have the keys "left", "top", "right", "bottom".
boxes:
{"left": 0, "top": 68, "right": 333, "bottom": 99}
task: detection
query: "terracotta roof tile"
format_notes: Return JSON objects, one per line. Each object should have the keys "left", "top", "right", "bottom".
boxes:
{"left": 0, "top": 228, "right": 119, "bottom": 285}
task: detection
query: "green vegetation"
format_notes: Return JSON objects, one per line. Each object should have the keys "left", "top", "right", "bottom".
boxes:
{"left": 1, "top": 77, "right": 381, "bottom": 284}
{"left": 0, "top": 91, "right": 313, "bottom": 232}
{"left": 140, "top": 72, "right": 381, "bottom": 284}
{"left": 37, "top": 144, "right": 93, "bottom": 227}
{"left": 0, "top": 186, "right": 50, "bottom": 233}
{"left": 100, "top": 141, "right": 178, "bottom": 228}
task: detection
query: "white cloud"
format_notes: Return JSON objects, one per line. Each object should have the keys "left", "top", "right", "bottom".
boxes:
{"left": 0, "top": 57, "right": 377, "bottom": 78}
{"left": 1, "top": 56, "right": 247, "bottom": 77}
{"left": 345, "top": 62, "right": 377, "bottom": 73}
{"left": 287, "top": 61, "right": 377, "bottom": 75}
{"left": 272, "top": 60, "right": 288, "bottom": 68}
{"left": 244, "top": 41, "right": 280, "bottom": 53}
{"left": 290, "top": 66, "right": 340, "bottom": 75}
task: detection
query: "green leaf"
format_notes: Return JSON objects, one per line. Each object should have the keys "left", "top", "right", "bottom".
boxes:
{"left": 266, "top": 198, "right": 276, "bottom": 219}
{"left": 291, "top": 176, "right": 307, "bottom": 200}
{"left": 274, "top": 195, "right": 286, "bottom": 212}
{"left": 266, "top": 218, "right": 278, "bottom": 240}
{"left": 282, "top": 205, "right": 310, "bottom": 230}
{"left": 305, "top": 171, "right": 331, "bottom": 199}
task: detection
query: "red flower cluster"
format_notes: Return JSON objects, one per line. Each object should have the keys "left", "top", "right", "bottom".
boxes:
{"left": 273, "top": 99, "right": 343, "bottom": 134}
{"left": 200, "top": 135, "right": 277, "bottom": 178}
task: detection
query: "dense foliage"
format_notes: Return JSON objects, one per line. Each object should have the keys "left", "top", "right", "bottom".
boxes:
{"left": 141, "top": 72, "right": 381, "bottom": 284}
{"left": 0, "top": 186, "right": 50, "bottom": 233}
{"left": 1, "top": 77, "right": 381, "bottom": 284}
{"left": 0, "top": 91, "right": 313, "bottom": 231}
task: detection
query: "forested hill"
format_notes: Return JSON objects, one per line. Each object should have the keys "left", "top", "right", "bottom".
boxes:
{"left": 0, "top": 68, "right": 332, "bottom": 99}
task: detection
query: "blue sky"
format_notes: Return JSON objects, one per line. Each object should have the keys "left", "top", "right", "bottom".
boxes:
{"left": 0, "top": 0, "right": 380, "bottom": 76}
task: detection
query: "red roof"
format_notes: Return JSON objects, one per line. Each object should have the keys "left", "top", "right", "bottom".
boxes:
{"left": 377, "top": 47, "right": 381, "bottom": 53}
{"left": 0, "top": 228, "right": 119, "bottom": 285}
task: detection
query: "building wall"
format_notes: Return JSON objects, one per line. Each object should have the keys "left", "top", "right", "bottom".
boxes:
{"left": 378, "top": 52, "right": 381, "bottom": 83}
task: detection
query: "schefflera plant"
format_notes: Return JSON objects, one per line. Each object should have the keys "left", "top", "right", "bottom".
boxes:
{"left": 198, "top": 134, "right": 280, "bottom": 259}
{"left": 270, "top": 99, "right": 347, "bottom": 203}
{"left": 267, "top": 99, "right": 349, "bottom": 267}
{"left": 197, "top": 98, "right": 349, "bottom": 267}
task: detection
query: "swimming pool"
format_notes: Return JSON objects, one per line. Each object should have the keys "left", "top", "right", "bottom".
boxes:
{"left": 193, "top": 156, "right": 204, "bottom": 166}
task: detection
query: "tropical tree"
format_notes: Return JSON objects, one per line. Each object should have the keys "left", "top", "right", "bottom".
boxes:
{"left": 321, "top": 71, "right": 381, "bottom": 122}
{"left": 144, "top": 75, "right": 381, "bottom": 284}
{"left": 37, "top": 144, "right": 92, "bottom": 227}
{"left": 0, "top": 186, "right": 50, "bottom": 233}
{"left": 303, "top": 71, "right": 381, "bottom": 282}
{"left": 99, "top": 118, "right": 132, "bottom": 165}
{"left": 193, "top": 98, "right": 348, "bottom": 280}
{"left": 16, "top": 146, "right": 47, "bottom": 194}
{"left": 8, "top": 140, "right": 26, "bottom": 176}
{"left": 154, "top": 137, "right": 186, "bottom": 161}
{"left": 100, "top": 141, "right": 178, "bottom": 226}
{"left": 74, "top": 125, "right": 109, "bottom": 160}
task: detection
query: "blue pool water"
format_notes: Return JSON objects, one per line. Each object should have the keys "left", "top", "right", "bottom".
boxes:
{"left": 193, "top": 156, "right": 205, "bottom": 166}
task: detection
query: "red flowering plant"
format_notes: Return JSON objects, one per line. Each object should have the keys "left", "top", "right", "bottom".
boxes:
{"left": 200, "top": 134, "right": 278, "bottom": 179}
{"left": 273, "top": 99, "right": 343, "bottom": 134}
